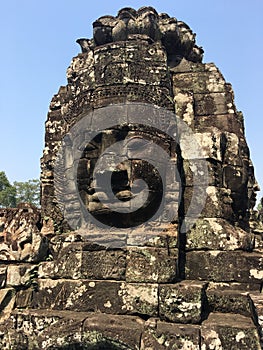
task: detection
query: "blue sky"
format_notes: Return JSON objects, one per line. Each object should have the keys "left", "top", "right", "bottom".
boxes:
{"left": 0, "top": 0, "right": 262, "bottom": 204}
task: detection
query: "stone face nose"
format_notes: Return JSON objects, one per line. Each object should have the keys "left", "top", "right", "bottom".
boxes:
{"left": 0, "top": 6, "right": 262, "bottom": 350}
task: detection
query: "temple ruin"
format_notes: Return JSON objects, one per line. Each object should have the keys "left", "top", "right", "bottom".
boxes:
{"left": 0, "top": 6, "right": 262, "bottom": 349}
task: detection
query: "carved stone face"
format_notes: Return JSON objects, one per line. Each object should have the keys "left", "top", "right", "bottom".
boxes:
{"left": 77, "top": 125, "right": 176, "bottom": 229}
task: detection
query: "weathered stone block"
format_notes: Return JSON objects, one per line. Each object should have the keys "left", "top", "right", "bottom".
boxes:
{"left": 222, "top": 132, "right": 249, "bottom": 166}
{"left": 186, "top": 218, "right": 254, "bottom": 251}
{"left": 172, "top": 68, "right": 226, "bottom": 94}
{"left": 126, "top": 247, "right": 178, "bottom": 283}
{"left": 254, "top": 231, "right": 263, "bottom": 251}
{"left": 0, "top": 205, "right": 48, "bottom": 262}
{"left": 83, "top": 313, "right": 144, "bottom": 349}
{"left": 118, "top": 282, "right": 159, "bottom": 316}
{"left": 0, "top": 288, "right": 15, "bottom": 323}
{"left": 6, "top": 264, "right": 37, "bottom": 287}
{"left": 11, "top": 309, "right": 87, "bottom": 349}
{"left": 33, "top": 279, "right": 122, "bottom": 314}
{"left": 159, "top": 280, "right": 207, "bottom": 323}
{"left": 0, "top": 288, "right": 15, "bottom": 312}
{"left": 33, "top": 279, "right": 158, "bottom": 317}
{"left": 179, "top": 129, "right": 222, "bottom": 161}
{"left": 195, "top": 114, "right": 244, "bottom": 137}
{"left": 141, "top": 318, "right": 200, "bottom": 349}
{"left": 183, "top": 158, "right": 223, "bottom": 187}
{"left": 207, "top": 281, "right": 262, "bottom": 292}
{"left": 39, "top": 242, "right": 126, "bottom": 280}
{"left": 15, "top": 289, "right": 34, "bottom": 309}
{"left": 206, "top": 288, "right": 251, "bottom": 316}
{"left": 127, "top": 224, "right": 178, "bottom": 249}
{"left": 183, "top": 186, "right": 233, "bottom": 219}
{"left": 194, "top": 91, "right": 234, "bottom": 116}
{"left": 185, "top": 251, "right": 263, "bottom": 283}
{"left": 81, "top": 250, "right": 126, "bottom": 280}
{"left": 201, "top": 313, "right": 261, "bottom": 350}
{"left": 174, "top": 91, "right": 195, "bottom": 128}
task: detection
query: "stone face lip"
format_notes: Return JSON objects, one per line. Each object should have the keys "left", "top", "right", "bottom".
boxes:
{"left": 77, "top": 6, "right": 204, "bottom": 64}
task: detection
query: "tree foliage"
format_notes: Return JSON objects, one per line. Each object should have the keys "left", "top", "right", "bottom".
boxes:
{"left": 0, "top": 171, "right": 16, "bottom": 207}
{"left": 0, "top": 171, "right": 40, "bottom": 208}
{"left": 14, "top": 179, "right": 40, "bottom": 207}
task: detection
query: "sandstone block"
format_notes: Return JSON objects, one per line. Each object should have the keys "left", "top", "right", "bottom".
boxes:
{"left": 194, "top": 91, "right": 234, "bottom": 116}
{"left": 141, "top": 319, "right": 200, "bottom": 349}
{"left": 39, "top": 242, "right": 126, "bottom": 280}
{"left": 126, "top": 247, "right": 178, "bottom": 283}
{"left": 11, "top": 309, "right": 87, "bottom": 349}
{"left": 0, "top": 288, "right": 15, "bottom": 323}
{"left": 6, "top": 264, "right": 37, "bottom": 288}
{"left": 33, "top": 279, "right": 158, "bottom": 317}
{"left": 183, "top": 186, "right": 233, "bottom": 220}
{"left": 185, "top": 251, "right": 263, "bottom": 283}
{"left": 83, "top": 313, "right": 144, "bottom": 349}
{"left": 159, "top": 280, "right": 207, "bottom": 323}
{"left": 183, "top": 159, "right": 223, "bottom": 187}
{"left": 172, "top": 69, "right": 226, "bottom": 94}
{"left": 201, "top": 312, "right": 261, "bottom": 350}
{"left": 81, "top": 249, "right": 126, "bottom": 280}
{"left": 206, "top": 288, "right": 251, "bottom": 316}
{"left": 195, "top": 114, "right": 244, "bottom": 137}
{"left": 186, "top": 218, "right": 254, "bottom": 251}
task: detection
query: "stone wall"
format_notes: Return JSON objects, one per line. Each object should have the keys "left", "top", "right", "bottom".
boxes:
{"left": 0, "top": 7, "right": 262, "bottom": 350}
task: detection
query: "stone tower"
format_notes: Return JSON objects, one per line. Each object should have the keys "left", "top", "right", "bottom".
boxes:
{"left": 0, "top": 7, "right": 262, "bottom": 349}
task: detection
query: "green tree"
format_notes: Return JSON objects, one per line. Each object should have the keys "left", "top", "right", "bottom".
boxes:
{"left": 13, "top": 179, "right": 40, "bottom": 207}
{"left": 0, "top": 172, "right": 40, "bottom": 208}
{"left": 0, "top": 171, "right": 16, "bottom": 207}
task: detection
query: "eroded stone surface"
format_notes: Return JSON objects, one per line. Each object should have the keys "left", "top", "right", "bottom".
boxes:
{"left": 159, "top": 280, "right": 207, "bottom": 323}
{"left": 126, "top": 246, "right": 178, "bottom": 283}
{"left": 32, "top": 279, "right": 158, "bottom": 317}
{"left": 185, "top": 251, "right": 263, "bottom": 283}
{"left": 0, "top": 204, "right": 48, "bottom": 262}
{"left": 186, "top": 218, "right": 254, "bottom": 251}
{"left": 201, "top": 313, "right": 261, "bottom": 350}
{"left": 142, "top": 318, "right": 200, "bottom": 349}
